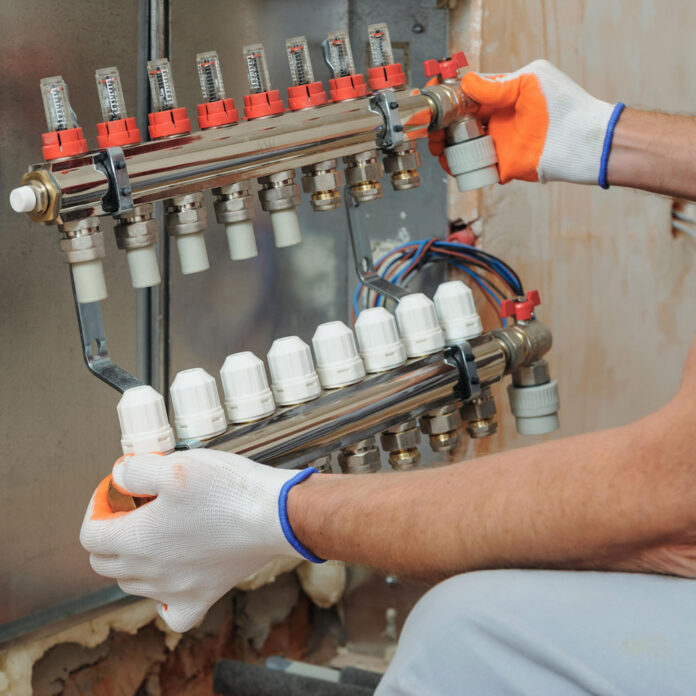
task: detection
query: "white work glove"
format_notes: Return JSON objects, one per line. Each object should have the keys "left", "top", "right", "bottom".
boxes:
{"left": 79, "top": 449, "right": 322, "bottom": 632}
{"left": 457, "top": 59, "right": 623, "bottom": 186}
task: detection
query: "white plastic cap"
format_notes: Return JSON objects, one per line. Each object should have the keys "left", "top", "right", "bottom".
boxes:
{"left": 354, "top": 307, "right": 407, "bottom": 373}
{"left": 267, "top": 336, "right": 321, "bottom": 406}
{"left": 10, "top": 186, "right": 38, "bottom": 213}
{"left": 270, "top": 209, "right": 302, "bottom": 248}
{"left": 395, "top": 293, "right": 445, "bottom": 358}
{"left": 220, "top": 351, "right": 275, "bottom": 423}
{"left": 72, "top": 259, "right": 108, "bottom": 304}
{"left": 170, "top": 368, "right": 227, "bottom": 441}
{"left": 312, "top": 321, "right": 366, "bottom": 389}
{"left": 176, "top": 233, "right": 210, "bottom": 274}
{"left": 126, "top": 246, "right": 161, "bottom": 288}
{"left": 226, "top": 220, "right": 258, "bottom": 260}
{"left": 445, "top": 135, "right": 500, "bottom": 193}
{"left": 117, "top": 385, "right": 176, "bottom": 455}
{"left": 434, "top": 280, "right": 483, "bottom": 344}
{"left": 507, "top": 380, "right": 560, "bottom": 436}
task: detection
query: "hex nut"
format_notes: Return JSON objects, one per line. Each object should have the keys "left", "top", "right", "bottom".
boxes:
{"left": 466, "top": 417, "right": 498, "bottom": 439}
{"left": 338, "top": 438, "right": 381, "bottom": 474}
{"left": 512, "top": 359, "right": 551, "bottom": 387}
{"left": 381, "top": 420, "right": 421, "bottom": 452}
{"left": 389, "top": 448, "right": 421, "bottom": 470}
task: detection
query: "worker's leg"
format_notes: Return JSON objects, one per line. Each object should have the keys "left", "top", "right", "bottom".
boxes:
{"left": 376, "top": 569, "right": 696, "bottom": 696}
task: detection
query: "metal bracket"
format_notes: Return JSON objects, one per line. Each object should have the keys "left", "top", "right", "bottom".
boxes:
{"left": 446, "top": 342, "right": 482, "bottom": 401}
{"left": 93, "top": 147, "right": 134, "bottom": 216}
{"left": 369, "top": 90, "right": 405, "bottom": 151}
{"left": 344, "top": 187, "right": 410, "bottom": 304}
{"left": 71, "top": 268, "right": 142, "bottom": 393}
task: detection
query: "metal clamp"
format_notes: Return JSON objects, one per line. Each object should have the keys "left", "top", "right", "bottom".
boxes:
{"left": 94, "top": 147, "right": 134, "bottom": 216}
{"left": 344, "top": 187, "right": 410, "bottom": 304}
{"left": 71, "top": 268, "right": 142, "bottom": 393}
{"left": 369, "top": 90, "right": 405, "bottom": 151}
{"left": 446, "top": 342, "right": 482, "bottom": 401}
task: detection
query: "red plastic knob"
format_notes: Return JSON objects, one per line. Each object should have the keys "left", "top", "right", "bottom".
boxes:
{"left": 329, "top": 74, "right": 369, "bottom": 101}
{"left": 243, "top": 90, "right": 285, "bottom": 119}
{"left": 148, "top": 107, "right": 191, "bottom": 139}
{"left": 368, "top": 63, "right": 406, "bottom": 91}
{"left": 422, "top": 52, "right": 469, "bottom": 81}
{"left": 197, "top": 98, "right": 239, "bottom": 129}
{"left": 287, "top": 82, "right": 328, "bottom": 111}
{"left": 501, "top": 290, "right": 541, "bottom": 322}
{"left": 41, "top": 127, "right": 88, "bottom": 160}
{"left": 96, "top": 117, "right": 141, "bottom": 148}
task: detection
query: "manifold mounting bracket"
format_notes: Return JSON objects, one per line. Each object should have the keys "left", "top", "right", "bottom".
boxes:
{"left": 446, "top": 342, "right": 483, "bottom": 402}
{"left": 369, "top": 90, "right": 405, "bottom": 151}
{"left": 94, "top": 147, "right": 134, "bottom": 216}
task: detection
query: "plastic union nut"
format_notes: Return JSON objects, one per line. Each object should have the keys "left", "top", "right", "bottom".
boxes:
{"left": 96, "top": 117, "right": 141, "bottom": 148}
{"left": 329, "top": 74, "right": 368, "bottom": 101}
{"left": 287, "top": 82, "right": 328, "bottom": 110}
{"left": 197, "top": 98, "right": 239, "bottom": 129}
{"left": 507, "top": 380, "right": 560, "bottom": 436}
{"left": 42, "top": 127, "right": 88, "bottom": 160}
{"left": 148, "top": 107, "right": 191, "bottom": 139}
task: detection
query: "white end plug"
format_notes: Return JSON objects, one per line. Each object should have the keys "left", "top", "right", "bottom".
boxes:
{"left": 220, "top": 351, "right": 275, "bottom": 423}
{"left": 434, "top": 280, "right": 483, "bottom": 344}
{"left": 270, "top": 209, "right": 302, "bottom": 248}
{"left": 170, "top": 368, "right": 227, "bottom": 441}
{"left": 72, "top": 259, "right": 108, "bottom": 304}
{"left": 267, "top": 336, "right": 321, "bottom": 406}
{"left": 9, "top": 186, "right": 38, "bottom": 213}
{"left": 354, "top": 307, "right": 407, "bottom": 373}
{"left": 312, "top": 321, "right": 366, "bottom": 389}
{"left": 117, "top": 385, "right": 176, "bottom": 455}
{"left": 226, "top": 221, "right": 258, "bottom": 260}
{"left": 126, "top": 246, "right": 161, "bottom": 288}
{"left": 395, "top": 293, "right": 445, "bottom": 358}
{"left": 176, "top": 233, "right": 210, "bottom": 275}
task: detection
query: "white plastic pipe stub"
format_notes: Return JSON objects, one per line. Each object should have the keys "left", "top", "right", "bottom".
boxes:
{"left": 72, "top": 259, "right": 108, "bottom": 304}
{"left": 9, "top": 186, "right": 38, "bottom": 213}
{"left": 507, "top": 380, "right": 560, "bottom": 436}
{"left": 117, "top": 385, "right": 176, "bottom": 455}
{"left": 445, "top": 135, "right": 500, "bottom": 193}
{"left": 126, "top": 246, "right": 161, "bottom": 288}
{"left": 354, "top": 307, "right": 407, "bottom": 374}
{"left": 267, "top": 336, "right": 321, "bottom": 406}
{"left": 225, "top": 221, "right": 258, "bottom": 260}
{"left": 220, "top": 351, "right": 275, "bottom": 423}
{"left": 312, "top": 321, "right": 366, "bottom": 389}
{"left": 395, "top": 293, "right": 445, "bottom": 358}
{"left": 176, "top": 233, "right": 210, "bottom": 275}
{"left": 270, "top": 209, "right": 302, "bottom": 248}
{"left": 434, "top": 280, "right": 483, "bottom": 344}
{"left": 170, "top": 368, "right": 227, "bottom": 441}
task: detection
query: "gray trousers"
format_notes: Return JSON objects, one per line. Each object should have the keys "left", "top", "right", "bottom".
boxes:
{"left": 376, "top": 570, "right": 696, "bottom": 695}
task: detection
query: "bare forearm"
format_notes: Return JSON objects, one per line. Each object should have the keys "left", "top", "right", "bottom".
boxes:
{"left": 608, "top": 107, "right": 696, "bottom": 200}
{"left": 289, "top": 400, "right": 695, "bottom": 580}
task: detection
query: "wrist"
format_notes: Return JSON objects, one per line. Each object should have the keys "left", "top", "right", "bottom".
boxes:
{"left": 280, "top": 468, "right": 325, "bottom": 563}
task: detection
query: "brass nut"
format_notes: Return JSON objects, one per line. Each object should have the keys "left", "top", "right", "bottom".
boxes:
{"left": 429, "top": 431, "right": 460, "bottom": 452}
{"left": 420, "top": 404, "right": 462, "bottom": 436}
{"left": 59, "top": 228, "right": 105, "bottom": 264}
{"left": 115, "top": 204, "right": 159, "bottom": 250}
{"left": 390, "top": 169, "right": 421, "bottom": 191}
{"left": 310, "top": 189, "right": 342, "bottom": 212}
{"left": 338, "top": 438, "right": 381, "bottom": 474}
{"left": 349, "top": 181, "right": 382, "bottom": 202}
{"left": 310, "top": 455, "right": 332, "bottom": 474}
{"left": 381, "top": 420, "right": 421, "bottom": 452}
{"left": 466, "top": 417, "right": 498, "bottom": 439}
{"left": 383, "top": 148, "right": 421, "bottom": 173}
{"left": 389, "top": 448, "right": 421, "bottom": 470}
{"left": 214, "top": 191, "right": 255, "bottom": 224}
{"left": 512, "top": 359, "right": 550, "bottom": 387}
{"left": 21, "top": 169, "right": 61, "bottom": 224}
{"left": 258, "top": 183, "right": 301, "bottom": 211}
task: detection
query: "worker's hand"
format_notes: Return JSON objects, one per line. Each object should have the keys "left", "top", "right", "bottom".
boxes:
{"left": 79, "top": 450, "right": 321, "bottom": 633}
{"left": 433, "top": 60, "right": 617, "bottom": 185}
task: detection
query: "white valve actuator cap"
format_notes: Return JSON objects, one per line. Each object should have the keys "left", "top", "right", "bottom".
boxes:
{"left": 176, "top": 233, "right": 210, "bottom": 275}
{"left": 170, "top": 368, "right": 227, "bottom": 441}
{"left": 226, "top": 221, "right": 258, "bottom": 261}
{"left": 117, "top": 385, "right": 176, "bottom": 455}
{"left": 267, "top": 336, "right": 321, "bottom": 406}
{"left": 126, "top": 246, "right": 161, "bottom": 288}
{"left": 220, "top": 351, "right": 275, "bottom": 423}
{"left": 9, "top": 186, "right": 38, "bottom": 213}
{"left": 395, "top": 293, "right": 445, "bottom": 358}
{"left": 507, "top": 380, "right": 560, "bottom": 436}
{"left": 434, "top": 280, "right": 483, "bottom": 344}
{"left": 72, "top": 259, "right": 108, "bottom": 304}
{"left": 354, "top": 307, "right": 407, "bottom": 373}
{"left": 270, "top": 209, "right": 302, "bottom": 248}
{"left": 312, "top": 321, "right": 366, "bottom": 389}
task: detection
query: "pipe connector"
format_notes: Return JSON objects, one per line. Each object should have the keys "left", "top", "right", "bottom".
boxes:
{"left": 338, "top": 437, "right": 381, "bottom": 474}
{"left": 258, "top": 170, "right": 302, "bottom": 248}
{"left": 213, "top": 181, "right": 257, "bottom": 260}
{"left": 166, "top": 192, "right": 209, "bottom": 274}
{"left": 343, "top": 150, "right": 383, "bottom": 202}
{"left": 419, "top": 402, "right": 461, "bottom": 452}
{"left": 114, "top": 203, "right": 161, "bottom": 288}
{"left": 59, "top": 217, "right": 108, "bottom": 303}
{"left": 382, "top": 142, "right": 421, "bottom": 191}
{"left": 301, "top": 160, "right": 343, "bottom": 212}
{"left": 460, "top": 388, "right": 497, "bottom": 439}
{"left": 381, "top": 420, "right": 421, "bottom": 470}
{"left": 507, "top": 358, "right": 560, "bottom": 435}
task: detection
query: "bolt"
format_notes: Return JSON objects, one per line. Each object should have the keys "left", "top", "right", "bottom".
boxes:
{"left": 115, "top": 160, "right": 126, "bottom": 169}
{"left": 389, "top": 101, "right": 399, "bottom": 109}
{"left": 412, "top": 22, "right": 424, "bottom": 33}
{"left": 120, "top": 187, "right": 131, "bottom": 196}
{"left": 394, "top": 125, "right": 403, "bottom": 132}
{"left": 465, "top": 350, "right": 475, "bottom": 361}
{"left": 471, "top": 375, "right": 479, "bottom": 384}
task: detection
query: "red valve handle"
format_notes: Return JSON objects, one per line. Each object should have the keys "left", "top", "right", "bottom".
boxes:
{"left": 501, "top": 290, "right": 541, "bottom": 322}
{"left": 423, "top": 51, "right": 469, "bottom": 81}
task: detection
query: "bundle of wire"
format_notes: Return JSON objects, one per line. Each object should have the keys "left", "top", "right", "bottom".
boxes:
{"left": 352, "top": 235, "right": 524, "bottom": 325}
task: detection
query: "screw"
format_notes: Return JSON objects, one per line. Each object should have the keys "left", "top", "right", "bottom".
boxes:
{"left": 465, "top": 351, "right": 475, "bottom": 362}
{"left": 412, "top": 22, "right": 424, "bottom": 33}
{"left": 115, "top": 159, "right": 126, "bottom": 169}
{"left": 120, "top": 187, "right": 131, "bottom": 196}
{"left": 389, "top": 101, "right": 399, "bottom": 109}
{"left": 471, "top": 376, "right": 480, "bottom": 385}
{"left": 394, "top": 124, "right": 403, "bottom": 132}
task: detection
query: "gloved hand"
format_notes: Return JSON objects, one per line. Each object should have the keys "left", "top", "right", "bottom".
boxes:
{"left": 80, "top": 449, "right": 322, "bottom": 632}
{"left": 431, "top": 59, "right": 622, "bottom": 186}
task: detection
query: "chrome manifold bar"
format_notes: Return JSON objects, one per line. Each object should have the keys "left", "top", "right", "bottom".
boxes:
{"left": 21, "top": 84, "right": 468, "bottom": 225}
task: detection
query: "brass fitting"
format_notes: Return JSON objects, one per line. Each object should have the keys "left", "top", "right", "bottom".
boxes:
{"left": 338, "top": 437, "right": 381, "bottom": 474}
{"left": 165, "top": 192, "right": 208, "bottom": 237}
{"left": 383, "top": 142, "right": 421, "bottom": 191}
{"left": 301, "top": 160, "right": 343, "bottom": 212}
{"left": 343, "top": 150, "right": 383, "bottom": 202}
{"left": 461, "top": 388, "right": 498, "bottom": 439}
{"left": 258, "top": 170, "right": 301, "bottom": 213}
{"left": 419, "top": 403, "right": 461, "bottom": 452}
{"left": 213, "top": 181, "right": 256, "bottom": 225}
{"left": 21, "top": 169, "right": 61, "bottom": 223}
{"left": 381, "top": 420, "right": 421, "bottom": 470}
{"left": 114, "top": 203, "right": 159, "bottom": 250}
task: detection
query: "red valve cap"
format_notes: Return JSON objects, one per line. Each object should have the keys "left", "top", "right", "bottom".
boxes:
{"left": 287, "top": 82, "right": 328, "bottom": 111}
{"left": 197, "top": 98, "right": 239, "bottom": 129}
{"left": 148, "top": 107, "right": 191, "bottom": 139}
{"left": 243, "top": 90, "right": 285, "bottom": 120}
{"left": 368, "top": 63, "right": 406, "bottom": 91}
{"left": 96, "top": 117, "right": 141, "bottom": 148}
{"left": 329, "top": 74, "right": 368, "bottom": 101}
{"left": 42, "top": 127, "right": 88, "bottom": 160}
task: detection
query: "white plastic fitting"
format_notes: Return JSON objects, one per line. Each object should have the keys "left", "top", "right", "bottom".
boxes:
{"left": 126, "top": 246, "right": 161, "bottom": 288}
{"left": 445, "top": 134, "right": 500, "bottom": 193}
{"left": 170, "top": 368, "right": 227, "bottom": 441}
{"left": 72, "top": 259, "right": 108, "bottom": 304}
{"left": 434, "top": 280, "right": 483, "bottom": 344}
{"left": 395, "top": 293, "right": 445, "bottom": 358}
{"left": 267, "top": 336, "right": 321, "bottom": 406}
{"left": 9, "top": 185, "right": 38, "bottom": 213}
{"left": 312, "top": 321, "right": 366, "bottom": 389}
{"left": 226, "top": 221, "right": 258, "bottom": 260}
{"left": 354, "top": 307, "right": 407, "bottom": 373}
{"left": 270, "top": 209, "right": 302, "bottom": 248}
{"left": 220, "top": 351, "right": 275, "bottom": 423}
{"left": 176, "top": 233, "right": 210, "bottom": 274}
{"left": 117, "top": 385, "right": 176, "bottom": 455}
{"left": 507, "top": 380, "right": 560, "bottom": 435}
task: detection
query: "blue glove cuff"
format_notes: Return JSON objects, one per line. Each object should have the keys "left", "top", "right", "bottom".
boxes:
{"left": 278, "top": 467, "right": 325, "bottom": 564}
{"left": 598, "top": 102, "right": 626, "bottom": 189}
